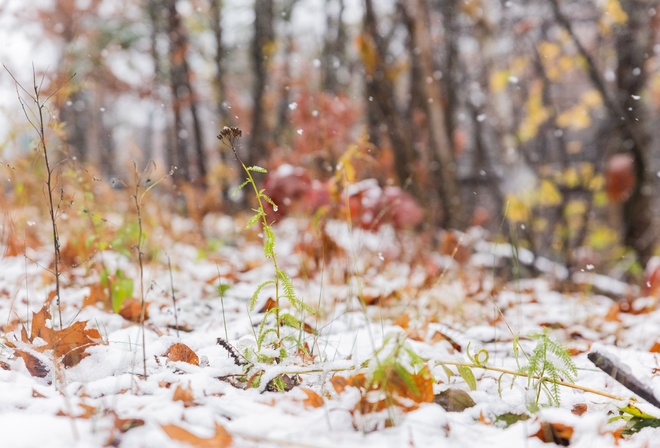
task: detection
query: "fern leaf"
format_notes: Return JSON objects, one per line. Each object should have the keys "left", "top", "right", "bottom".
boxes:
{"left": 249, "top": 280, "right": 276, "bottom": 311}
{"left": 245, "top": 212, "right": 262, "bottom": 230}
{"left": 247, "top": 165, "right": 267, "bottom": 173}
{"left": 261, "top": 194, "right": 277, "bottom": 209}
{"left": 263, "top": 226, "right": 276, "bottom": 258}
{"left": 279, "top": 312, "right": 303, "bottom": 330}
{"left": 232, "top": 179, "right": 250, "bottom": 196}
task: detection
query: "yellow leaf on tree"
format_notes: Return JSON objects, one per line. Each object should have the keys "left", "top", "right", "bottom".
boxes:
{"left": 587, "top": 225, "right": 619, "bottom": 250}
{"left": 556, "top": 107, "right": 591, "bottom": 130}
{"left": 581, "top": 89, "right": 603, "bottom": 108}
{"left": 505, "top": 194, "right": 530, "bottom": 223}
{"left": 563, "top": 167, "right": 580, "bottom": 188}
{"left": 538, "top": 41, "right": 561, "bottom": 61}
{"left": 537, "top": 179, "right": 562, "bottom": 206}
{"left": 490, "top": 69, "right": 510, "bottom": 93}
{"left": 605, "top": 0, "right": 628, "bottom": 25}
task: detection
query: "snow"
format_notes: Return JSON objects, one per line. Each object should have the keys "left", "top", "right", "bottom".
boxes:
{"left": 1, "top": 212, "right": 660, "bottom": 447}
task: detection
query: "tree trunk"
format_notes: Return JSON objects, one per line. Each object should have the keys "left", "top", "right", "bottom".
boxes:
{"left": 402, "top": 0, "right": 466, "bottom": 229}
{"left": 321, "top": 0, "right": 346, "bottom": 93}
{"left": 616, "top": 0, "right": 655, "bottom": 266}
{"left": 166, "top": 0, "right": 206, "bottom": 185}
{"left": 210, "top": 0, "right": 227, "bottom": 124}
{"left": 363, "top": 0, "right": 416, "bottom": 187}
{"left": 249, "top": 0, "right": 275, "bottom": 167}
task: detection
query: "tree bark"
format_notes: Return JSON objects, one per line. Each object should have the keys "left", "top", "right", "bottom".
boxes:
{"left": 249, "top": 0, "right": 275, "bottom": 167}
{"left": 363, "top": 0, "right": 416, "bottom": 187}
{"left": 166, "top": 0, "right": 206, "bottom": 185}
{"left": 321, "top": 0, "right": 346, "bottom": 93}
{"left": 402, "top": 0, "right": 466, "bottom": 229}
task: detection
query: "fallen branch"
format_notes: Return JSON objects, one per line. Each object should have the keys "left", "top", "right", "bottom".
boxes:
{"left": 588, "top": 350, "right": 660, "bottom": 409}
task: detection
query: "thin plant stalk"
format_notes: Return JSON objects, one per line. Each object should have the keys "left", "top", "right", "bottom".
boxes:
{"left": 167, "top": 255, "right": 179, "bottom": 338}
{"left": 4, "top": 65, "right": 72, "bottom": 328}
{"left": 132, "top": 165, "right": 147, "bottom": 378}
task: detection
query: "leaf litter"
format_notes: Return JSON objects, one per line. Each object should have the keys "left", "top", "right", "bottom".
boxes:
{"left": 0, "top": 216, "right": 660, "bottom": 447}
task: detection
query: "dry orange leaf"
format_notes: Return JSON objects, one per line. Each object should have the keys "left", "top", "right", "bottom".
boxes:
{"left": 161, "top": 423, "right": 232, "bottom": 448}
{"left": 572, "top": 403, "right": 588, "bottom": 416}
{"left": 532, "top": 421, "right": 574, "bottom": 445}
{"left": 165, "top": 343, "right": 200, "bottom": 365}
{"left": 604, "top": 303, "right": 621, "bottom": 322}
{"left": 19, "top": 305, "right": 101, "bottom": 368}
{"left": 300, "top": 388, "right": 324, "bottom": 408}
{"left": 331, "top": 375, "right": 349, "bottom": 394}
{"left": 172, "top": 384, "right": 195, "bottom": 405}
{"left": 83, "top": 283, "right": 107, "bottom": 308}
{"left": 393, "top": 312, "right": 410, "bottom": 330}
{"left": 14, "top": 350, "right": 49, "bottom": 378}
{"left": 119, "top": 299, "right": 149, "bottom": 322}
{"left": 650, "top": 341, "right": 660, "bottom": 353}
{"left": 257, "top": 297, "right": 277, "bottom": 313}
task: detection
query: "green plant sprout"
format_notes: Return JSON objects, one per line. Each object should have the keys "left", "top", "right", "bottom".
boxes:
{"left": 521, "top": 330, "right": 577, "bottom": 409}
{"left": 217, "top": 126, "right": 312, "bottom": 362}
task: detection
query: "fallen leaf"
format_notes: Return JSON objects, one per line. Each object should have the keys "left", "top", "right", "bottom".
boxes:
{"left": 604, "top": 303, "right": 621, "bottom": 322}
{"left": 649, "top": 341, "right": 660, "bottom": 353}
{"left": 165, "top": 343, "right": 200, "bottom": 365}
{"left": 532, "top": 421, "right": 574, "bottom": 446}
{"left": 119, "top": 299, "right": 149, "bottom": 322}
{"left": 572, "top": 403, "right": 588, "bottom": 416}
{"left": 172, "top": 384, "right": 195, "bottom": 406}
{"left": 78, "top": 403, "right": 97, "bottom": 419}
{"left": 331, "top": 375, "right": 349, "bottom": 394}
{"left": 83, "top": 283, "right": 107, "bottom": 308}
{"left": 32, "top": 389, "right": 47, "bottom": 398}
{"left": 393, "top": 312, "right": 410, "bottom": 330}
{"left": 105, "top": 411, "right": 146, "bottom": 446}
{"left": 257, "top": 297, "right": 277, "bottom": 313}
{"left": 161, "top": 423, "right": 232, "bottom": 448}
{"left": 113, "top": 414, "right": 145, "bottom": 433}
{"left": 434, "top": 388, "right": 476, "bottom": 412}
{"left": 300, "top": 388, "right": 324, "bottom": 408}
{"left": 19, "top": 305, "right": 101, "bottom": 367}
{"left": 495, "top": 413, "right": 530, "bottom": 428}
{"left": 14, "top": 350, "right": 49, "bottom": 378}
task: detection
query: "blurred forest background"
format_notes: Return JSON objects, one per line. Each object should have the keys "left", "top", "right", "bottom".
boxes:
{"left": 2, "top": 0, "right": 660, "bottom": 280}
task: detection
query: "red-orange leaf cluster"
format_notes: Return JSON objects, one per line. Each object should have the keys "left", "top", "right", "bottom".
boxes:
{"left": 16, "top": 304, "right": 102, "bottom": 368}
{"left": 331, "top": 364, "right": 434, "bottom": 416}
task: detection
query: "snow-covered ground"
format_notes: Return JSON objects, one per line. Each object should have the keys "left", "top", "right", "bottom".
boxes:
{"left": 1, "top": 210, "right": 660, "bottom": 447}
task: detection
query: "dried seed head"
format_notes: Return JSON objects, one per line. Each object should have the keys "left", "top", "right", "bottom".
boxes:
{"left": 217, "top": 126, "right": 242, "bottom": 142}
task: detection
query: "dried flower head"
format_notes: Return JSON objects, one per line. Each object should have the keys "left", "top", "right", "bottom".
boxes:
{"left": 217, "top": 126, "right": 242, "bottom": 142}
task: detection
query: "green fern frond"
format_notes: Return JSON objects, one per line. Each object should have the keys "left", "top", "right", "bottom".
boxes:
{"left": 232, "top": 179, "right": 251, "bottom": 196}
{"left": 261, "top": 194, "right": 277, "bottom": 209}
{"left": 249, "top": 279, "right": 276, "bottom": 311}
{"left": 279, "top": 312, "right": 303, "bottom": 330}
{"left": 245, "top": 211, "right": 263, "bottom": 229}
{"left": 263, "top": 226, "right": 276, "bottom": 258}
{"left": 247, "top": 165, "right": 267, "bottom": 173}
